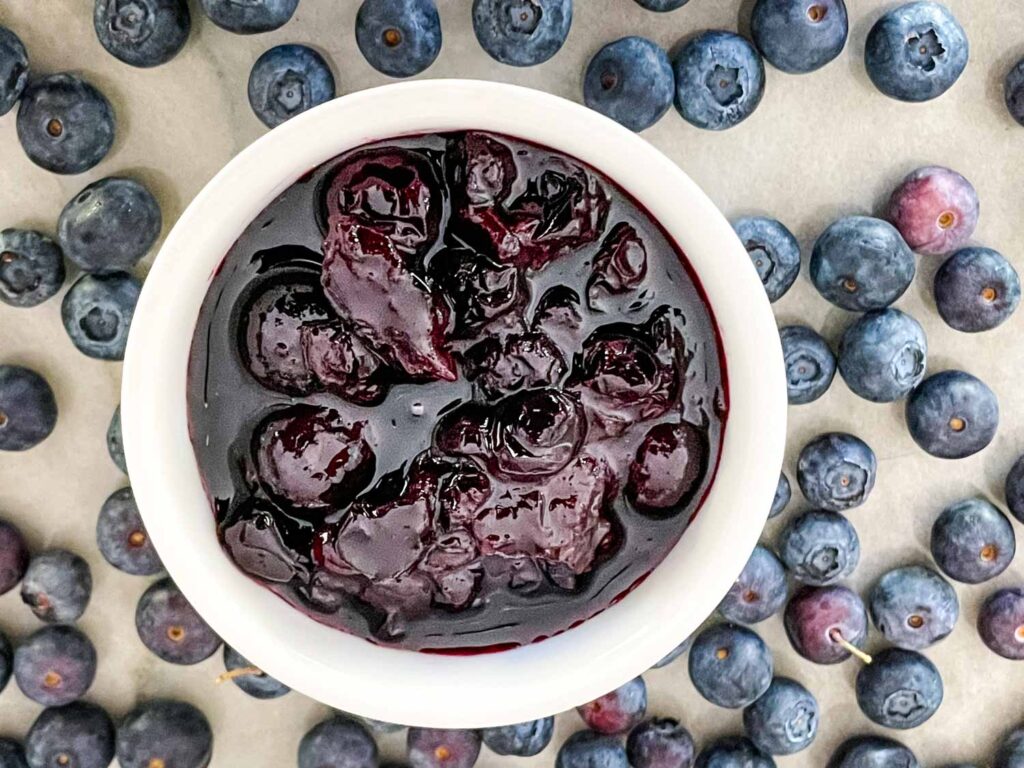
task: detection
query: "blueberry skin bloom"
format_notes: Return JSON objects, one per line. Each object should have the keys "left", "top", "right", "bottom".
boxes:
{"left": 797, "top": 432, "right": 876, "bottom": 512}
{"left": 13, "top": 625, "right": 97, "bottom": 707}
{"left": 0, "top": 229, "right": 66, "bottom": 308}
{"left": 778, "top": 509, "right": 860, "bottom": 586}
{"left": 997, "top": 727, "right": 1024, "bottom": 768}
{"left": 742, "top": 677, "right": 818, "bottom": 755}
{"left": 61, "top": 271, "right": 141, "bottom": 360}
{"left": 25, "top": 701, "right": 115, "bottom": 768}
{"left": 0, "top": 26, "right": 29, "bottom": 116}
{"left": 0, "top": 519, "right": 29, "bottom": 595}
{"left": 116, "top": 700, "right": 213, "bottom": 768}
{"left": 688, "top": 623, "right": 773, "bottom": 708}
{"left": 583, "top": 37, "right": 674, "bottom": 132}
{"left": 199, "top": 0, "right": 298, "bottom": 33}
{"left": 248, "top": 44, "right": 335, "bottom": 128}
{"left": 719, "top": 545, "right": 788, "bottom": 624}
{"left": 838, "top": 309, "right": 926, "bottom": 402}
{"left": 480, "top": 718, "right": 553, "bottom": 757}
{"left": 887, "top": 166, "right": 979, "bottom": 257}
{"left": 978, "top": 588, "right": 1024, "bottom": 660}
{"left": 557, "top": 731, "right": 628, "bottom": 768}
{"left": 784, "top": 585, "right": 867, "bottom": 664}
{"left": 906, "top": 370, "right": 998, "bottom": 459}
{"left": 299, "top": 715, "right": 377, "bottom": 768}
{"left": 732, "top": 216, "right": 801, "bottom": 303}
{"left": 855, "top": 648, "right": 942, "bottom": 729}
{"left": 865, "top": 1, "right": 968, "bottom": 102}
{"left": 357, "top": 0, "right": 442, "bottom": 77}
{"left": 16, "top": 74, "right": 115, "bottom": 175}
{"left": 934, "top": 247, "right": 1021, "bottom": 332}
{"left": 473, "top": 0, "right": 572, "bottom": 67}
{"left": 826, "top": 736, "right": 920, "bottom": 768}
{"left": 135, "top": 577, "right": 221, "bottom": 664}
{"left": 695, "top": 737, "right": 775, "bottom": 768}
{"left": 107, "top": 406, "right": 127, "bottom": 473}
{"left": 769, "top": 472, "right": 790, "bottom": 518}
{"left": 931, "top": 498, "right": 1015, "bottom": 584}
{"left": 222, "top": 645, "right": 290, "bottom": 698}
{"left": 577, "top": 677, "right": 647, "bottom": 735}
{"left": 96, "top": 487, "right": 163, "bottom": 575}
{"left": 751, "top": 0, "right": 848, "bottom": 74}
{"left": 21, "top": 550, "right": 92, "bottom": 623}
{"left": 869, "top": 565, "right": 958, "bottom": 650}
{"left": 674, "top": 31, "right": 765, "bottom": 131}
{"left": 0, "top": 365, "right": 58, "bottom": 451}
{"left": 1007, "top": 454, "right": 1024, "bottom": 524}
{"left": 626, "top": 718, "right": 695, "bottom": 768}
{"left": 407, "top": 728, "right": 481, "bottom": 768}
{"left": 810, "top": 216, "right": 915, "bottom": 311}
{"left": 780, "top": 326, "right": 835, "bottom": 405}
{"left": 94, "top": 0, "right": 191, "bottom": 68}
{"left": 634, "top": 0, "right": 689, "bottom": 9}
{"left": 1007, "top": 58, "right": 1024, "bottom": 126}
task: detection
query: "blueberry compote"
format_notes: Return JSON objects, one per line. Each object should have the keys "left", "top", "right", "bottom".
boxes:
{"left": 188, "top": 132, "right": 727, "bottom": 650}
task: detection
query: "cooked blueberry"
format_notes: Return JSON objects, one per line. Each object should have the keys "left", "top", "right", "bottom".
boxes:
{"left": 428, "top": 246, "right": 526, "bottom": 338}
{"left": 465, "top": 335, "right": 567, "bottom": 401}
{"left": 906, "top": 370, "right": 998, "bottom": 458}
{"left": 61, "top": 272, "right": 141, "bottom": 360}
{"left": 769, "top": 472, "right": 790, "bottom": 519}
{"left": 25, "top": 702, "right": 115, "bottom": 768}
{"left": 16, "top": 74, "right": 115, "bottom": 175}
{"left": 0, "top": 518, "right": 29, "bottom": 595}
{"left": 298, "top": 715, "right": 377, "bottom": 768}
{"left": 302, "top": 321, "right": 389, "bottom": 405}
{"left": 1007, "top": 454, "right": 1024, "bottom": 524}
{"left": 481, "top": 718, "right": 553, "bottom": 757}
{"left": 751, "top": 0, "right": 848, "bottom": 74}
{"left": 673, "top": 31, "right": 765, "bottom": 131}
{"left": 21, "top": 550, "right": 91, "bottom": 623}
{"left": 934, "top": 247, "right": 1021, "bottom": 332}
{"left": 784, "top": 585, "right": 868, "bottom": 664}
{"left": 1007, "top": 58, "right": 1024, "bottom": 127}
{"left": 838, "top": 309, "right": 926, "bottom": 402}
{"left": 997, "top": 727, "right": 1024, "bottom": 768}
{"left": 855, "top": 648, "right": 942, "bottom": 729}
{"left": 719, "top": 545, "right": 788, "bottom": 625}
{"left": 742, "top": 677, "right": 818, "bottom": 755}
{"left": 577, "top": 677, "right": 647, "bottom": 735}
{"left": 931, "top": 497, "right": 1015, "bottom": 583}
{"left": 0, "top": 26, "right": 28, "bottom": 116}
{"left": 826, "top": 736, "right": 920, "bottom": 768}
{"left": 248, "top": 44, "right": 335, "bottom": 128}
{"left": 473, "top": 0, "right": 571, "bottom": 67}
{"left": 0, "top": 365, "right": 58, "bottom": 452}
{"left": 731, "top": 217, "right": 800, "bottom": 302}
{"left": 0, "top": 630, "right": 11, "bottom": 695}
{"left": 556, "top": 731, "right": 628, "bottom": 768}
{"left": 887, "top": 165, "right": 978, "bottom": 257}
{"left": 797, "top": 432, "right": 876, "bottom": 512}
{"left": 135, "top": 577, "right": 221, "bottom": 664}
{"left": 0, "top": 738, "right": 26, "bottom": 768}
{"left": 869, "top": 565, "right": 958, "bottom": 650}
{"left": 199, "top": 0, "right": 298, "bottom": 33}
{"left": 778, "top": 509, "right": 860, "bottom": 586}
{"left": 356, "top": 0, "right": 441, "bottom": 77}
{"left": 490, "top": 390, "right": 584, "bottom": 479}
{"left": 628, "top": 422, "right": 708, "bottom": 512}
{"left": 117, "top": 699, "right": 213, "bottom": 768}
{"left": 780, "top": 326, "right": 835, "bottom": 405}
{"left": 107, "top": 406, "right": 127, "bottom": 473}
{"left": 0, "top": 229, "right": 65, "bottom": 308}
{"left": 652, "top": 636, "right": 691, "bottom": 669}
{"left": 14, "top": 625, "right": 97, "bottom": 706}
{"left": 584, "top": 37, "right": 673, "bottom": 132}
{"left": 407, "top": 728, "right": 480, "bottom": 768}
{"left": 94, "top": 0, "right": 191, "bottom": 68}
{"left": 695, "top": 737, "right": 775, "bottom": 768}
{"left": 810, "top": 216, "right": 915, "bottom": 311}
{"left": 978, "top": 588, "right": 1024, "bottom": 660}
{"left": 96, "top": 487, "right": 162, "bottom": 575}
{"left": 634, "top": 0, "right": 689, "bottom": 8}
{"left": 865, "top": 1, "right": 968, "bottom": 102}
{"left": 626, "top": 718, "right": 695, "bottom": 768}
{"left": 221, "top": 645, "right": 289, "bottom": 699}
{"left": 688, "top": 623, "right": 773, "bottom": 708}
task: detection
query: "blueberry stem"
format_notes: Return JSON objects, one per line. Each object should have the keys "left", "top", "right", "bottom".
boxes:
{"left": 215, "top": 666, "right": 264, "bottom": 684}
{"left": 829, "top": 629, "right": 873, "bottom": 664}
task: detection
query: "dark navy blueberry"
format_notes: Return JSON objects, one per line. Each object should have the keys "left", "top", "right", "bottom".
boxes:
{"left": 673, "top": 31, "right": 765, "bottom": 131}
{"left": 719, "top": 545, "right": 788, "bottom": 624}
{"left": 634, "top": 0, "right": 689, "bottom": 9}
{"left": 584, "top": 37, "right": 673, "bottom": 132}
{"left": 865, "top": 1, "right": 968, "bottom": 102}
{"left": 978, "top": 588, "right": 1024, "bottom": 660}
{"left": 652, "top": 636, "right": 691, "bottom": 669}
{"left": 931, "top": 498, "right": 1015, "bottom": 583}
{"left": 751, "top": 0, "right": 848, "bottom": 74}
{"left": 199, "top": 0, "right": 298, "bottom": 33}
{"left": 810, "top": 216, "right": 915, "bottom": 311}
{"left": 21, "top": 549, "right": 92, "bottom": 623}
{"left": 96, "top": 487, "right": 162, "bottom": 575}
{"left": 0, "top": 229, "right": 65, "bottom": 308}
{"left": 778, "top": 509, "right": 859, "bottom": 586}
{"left": 742, "top": 677, "right": 818, "bottom": 755}
{"left": 0, "top": 630, "right": 11, "bottom": 694}
{"left": 1007, "top": 58, "right": 1024, "bottom": 127}
{"left": 61, "top": 271, "right": 141, "bottom": 360}
{"left": 626, "top": 718, "right": 695, "bottom": 768}
{"left": 299, "top": 715, "right": 377, "bottom": 768}
{"left": 0, "top": 738, "right": 27, "bottom": 768}
{"left": 695, "top": 737, "right": 775, "bottom": 768}
{"left": 13, "top": 625, "right": 97, "bottom": 707}
{"left": 407, "top": 728, "right": 480, "bottom": 768}
{"left": 25, "top": 701, "right": 115, "bottom": 768}
{"left": 732, "top": 217, "right": 800, "bottom": 303}
{"left": 358, "top": 0, "right": 442, "bottom": 77}
{"left": 0, "top": 518, "right": 29, "bottom": 595}
{"left": 797, "top": 432, "right": 876, "bottom": 512}
{"left": 769, "top": 472, "right": 790, "bottom": 518}
{"left": 473, "top": 0, "right": 571, "bottom": 67}
{"left": 94, "top": 0, "right": 191, "bottom": 68}
{"left": 556, "top": 730, "right": 628, "bottom": 768}
{"left": 577, "top": 677, "right": 647, "bottom": 735}
{"left": 784, "top": 585, "right": 867, "bottom": 665}
{"left": 934, "top": 247, "right": 1021, "bottom": 332}
{"left": 688, "top": 623, "right": 773, "bottom": 708}
{"left": 135, "top": 577, "right": 221, "bottom": 664}
{"left": 107, "top": 406, "right": 127, "bottom": 473}
{"left": 826, "top": 736, "right": 920, "bottom": 768}
{"left": 16, "top": 74, "right": 115, "bottom": 175}
{"left": 0, "top": 26, "right": 28, "bottom": 116}
{"left": 1006, "top": 453, "right": 1024, "bottom": 524}
{"left": 997, "top": 727, "right": 1024, "bottom": 768}
{"left": 780, "top": 326, "right": 835, "bottom": 405}
{"left": 481, "top": 718, "right": 553, "bottom": 757}
{"left": 0, "top": 366, "right": 58, "bottom": 452}
{"left": 117, "top": 699, "right": 212, "bottom": 768}
{"left": 248, "top": 44, "right": 335, "bottom": 128}
{"left": 869, "top": 565, "right": 958, "bottom": 649}
{"left": 855, "top": 648, "right": 942, "bottom": 729}
{"left": 906, "top": 370, "right": 998, "bottom": 459}
{"left": 222, "top": 645, "right": 290, "bottom": 699}
{"left": 838, "top": 309, "right": 926, "bottom": 402}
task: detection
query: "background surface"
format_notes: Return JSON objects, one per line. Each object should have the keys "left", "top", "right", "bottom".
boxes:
{"left": 1, "top": 0, "right": 1023, "bottom": 765}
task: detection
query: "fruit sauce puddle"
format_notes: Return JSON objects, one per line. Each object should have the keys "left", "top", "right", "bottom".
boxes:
{"left": 188, "top": 131, "right": 727, "bottom": 651}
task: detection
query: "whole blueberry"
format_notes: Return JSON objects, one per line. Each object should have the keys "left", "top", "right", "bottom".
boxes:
{"left": 694, "top": 737, "right": 775, "bottom": 768}
{"left": 0, "top": 630, "right": 12, "bottom": 694}
{"left": 298, "top": 715, "right": 377, "bottom": 768}
{"left": 135, "top": 577, "right": 221, "bottom": 664}
{"left": 94, "top": 0, "right": 191, "bottom": 68}
{"left": 826, "top": 736, "right": 920, "bottom": 768}
{"left": 978, "top": 588, "right": 1024, "bottom": 660}
{"left": 107, "top": 406, "right": 127, "bottom": 473}
{"left": 96, "top": 487, "right": 162, "bottom": 576}
{"left": 481, "top": 718, "right": 553, "bottom": 757}
{"left": 1007, "top": 58, "right": 1024, "bottom": 127}
{"left": 583, "top": 37, "right": 673, "bottom": 132}
{"left": 16, "top": 74, "right": 115, "bottom": 175}
{"left": 0, "top": 229, "right": 66, "bottom": 308}
{"left": 221, "top": 645, "right": 289, "bottom": 699}
{"left": 778, "top": 509, "right": 860, "bottom": 586}
{"left": 784, "top": 585, "right": 868, "bottom": 664}
{"left": 0, "top": 366, "right": 58, "bottom": 452}
{"left": 1007, "top": 454, "right": 1024, "bottom": 524}
{"left": 751, "top": 0, "right": 848, "bottom": 74}
{"left": 361, "top": 718, "right": 405, "bottom": 735}
{"left": 934, "top": 247, "right": 1021, "bottom": 333}
{"left": 673, "top": 31, "right": 765, "bottom": 131}
{"left": 688, "top": 623, "right": 773, "bottom": 708}
{"left": 810, "top": 216, "right": 915, "bottom": 311}
{"left": 626, "top": 718, "right": 695, "bottom": 768}
{"left": 21, "top": 549, "right": 92, "bottom": 623}
{"left": 742, "top": 677, "right": 818, "bottom": 755}
{"left": 855, "top": 648, "right": 942, "bottom": 729}
{"left": 732, "top": 217, "right": 801, "bottom": 303}
{"left": 14, "top": 625, "right": 97, "bottom": 707}
{"left": 117, "top": 699, "right": 212, "bottom": 768}
{"left": 797, "top": 432, "right": 876, "bottom": 512}
{"left": 906, "top": 370, "right": 998, "bottom": 459}
{"left": 407, "top": 728, "right": 480, "bottom": 768}
{"left": 652, "top": 636, "right": 691, "bottom": 669}
{"left": 0, "top": 738, "right": 27, "bottom": 768}
{"left": 473, "top": 0, "right": 571, "bottom": 67}
{"left": 634, "top": 0, "right": 689, "bottom": 9}
{"left": 719, "top": 545, "right": 788, "bottom": 624}
{"left": 780, "top": 326, "right": 835, "bottom": 405}
{"left": 199, "top": 0, "right": 298, "bottom": 33}
{"left": 838, "top": 309, "right": 927, "bottom": 402}
{"left": 865, "top": 1, "right": 968, "bottom": 102}
{"left": 25, "top": 701, "right": 115, "bottom": 768}
{"left": 769, "top": 472, "right": 790, "bottom": 518}
{"left": 887, "top": 166, "right": 979, "bottom": 257}
{"left": 997, "top": 727, "right": 1024, "bottom": 768}
{"left": 357, "top": 0, "right": 441, "bottom": 77}
{"left": 248, "top": 44, "right": 335, "bottom": 128}
{"left": 577, "top": 676, "right": 647, "bottom": 734}
{"left": 0, "top": 27, "right": 29, "bottom": 115}
{"left": 61, "top": 271, "right": 141, "bottom": 360}
{"left": 556, "top": 730, "right": 628, "bottom": 768}
{"left": 0, "top": 518, "right": 29, "bottom": 595}
{"left": 869, "top": 565, "right": 958, "bottom": 650}
{"left": 931, "top": 498, "right": 1015, "bottom": 583}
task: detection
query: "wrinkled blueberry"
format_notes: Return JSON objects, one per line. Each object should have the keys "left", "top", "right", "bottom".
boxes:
{"left": 0, "top": 737, "right": 26, "bottom": 768}
{"left": 997, "top": 727, "right": 1024, "bottom": 768}
{"left": 652, "top": 636, "right": 691, "bottom": 669}
{"left": 577, "top": 677, "right": 647, "bottom": 735}
{"left": 743, "top": 677, "right": 818, "bottom": 755}
{"left": 797, "top": 432, "right": 876, "bottom": 512}
{"left": 107, "top": 405, "right": 127, "bottom": 473}
{"left": 688, "top": 623, "right": 773, "bottom": 709}
{"left": 719, "top": 545, "right": 788, "bottom": 625}
{"left": 769, "top": 472, "right": 790, "bottom": 519}
{"left": 978, "top": 588, "right": 1024, "bottom": 660}
{"left": 428, "top": 246, "right": 526, "bottom": 338}
{"left": 626, "top": 718, "right": 695, "bottom": 768}
{"left": 732, "top": 217, "right": 800, "bottom": 303}
{"left": 480, "top": 718, "right": 553, "bottom": 757}
{"left": 906, "top": 370, "right": 998, "bottom": 459}
{"left": 931, "top": 497, "right": 1015, "bottom": 584}
{"left": 94, "top": 0, "right": 191, "bottom": 68}
{"left": 778, "top": 509, "right": 859, "bottom": 586}
{"left": 199, "top": 0, "right": 298, "bottom": 33}
{"left": 0, "top": 27, "right": 28, "bottom": 116}
{"left": 784, "top": 584, "right": 867, "bottom": 664}
{"left": 61, "top": 272, "right": 141, "bottom": 360}
{"left": 934, "top": 247, "right": 1021, "bottom": 333}
{"left": 533, "top": 286, "right": 584, "bottom": 352}
{"left": 584, "top": 37, "right": 674, "bottom": 132}
{"left": 628, "top": 422, "right": 708, "bottom": 512}
{"left": 751, "top": 0, "right": 848, "bottom": 74}
{"left": 356, "top": 0, "right": 441, "bottom": 77}
{"left": 587, "top": 223, "right": 649, "bottom": 311}
{"left": 1006, "top": 454, "right": 1024, "bottom": 525}
{"left": 473, "top": 0, "right": 571, "bottom": 67}
{"left": 248, "top": 44, "right": 335, "bottom": 128}
{"left": 117, "top": 699, "right": 213, "bottom": 768}
{"left": 1007, "top": 58, "right": 1024, "bottom": 127}
{"left": 21, "top": 549, "right": 91, "bottom": 623}
{"left": 780, "top": 325, "right": 835, "bottom": 405}
{"left": 838, "top": 309, "right": 926, "bottom": 402}
{"left": 673, "top": 31, "right": 765, "bottom": 131}
{"left": 408, "top": 728, "right": 480, "bottom": 768}
{"left": 465, "top": 334, "right": 567, "bottom": 400}
{"left": 855, "top": 648, "right": 942, "bottom": 729}
{"left": 298, "top": 715, "right": 377, "bottom": 768}
{"left": 869, "top": 565, "right": 958, "bottom": 650}
{"left": 25, "top": 702, "right": 115, "bottom": 768}
{"left": 14, "top": 625, "right": 97, "bottom": 706}
{"left": 135, "top": 577, "right": 221, "bottom": 664}
{"left": 96, "top": 487, "right": 162, "bottom": 575}
{"left": 0, "top": 518, "right": 29, "bottom": 596}
{"left": 301, "top": 321, "right": 389, "bottom": 405}
{"left": 695, "top": 737, "right": 775, "bottom": 768}
{"left": 0, "top": 365, "right": 58, "bottom": 452}
{"left": 490, "top": 388, "right": 584, "bottom": 478}
{"left": 0, "top": 229, "right": 65, "bottom": 308}
{"left": 887, "top": 165, "right": 978, "bottom": 257}
{"left": 221, "top": 645, "right": 290, "bottom": 699}
{"left": 826, "top": 736, "right": 920, "bottom": 768}
{"left": 556, "top": 731, "right": 628, "bottom": 768}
